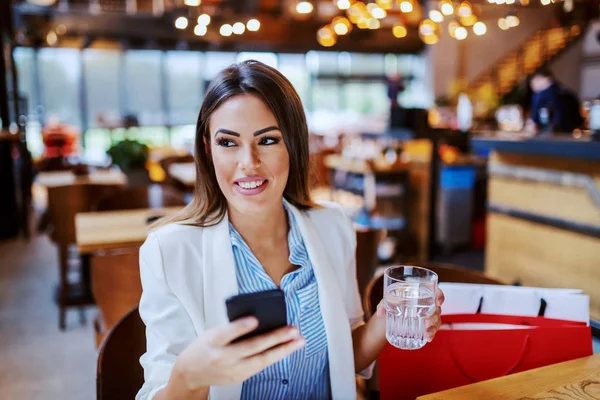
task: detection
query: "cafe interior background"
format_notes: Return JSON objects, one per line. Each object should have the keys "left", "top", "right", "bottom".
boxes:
{"left": 1, "top": 0, "right": 600, "bottom": 398}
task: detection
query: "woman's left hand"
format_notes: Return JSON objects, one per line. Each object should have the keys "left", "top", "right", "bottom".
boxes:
{"left": 374, "top": 287, "right": 445, "bottom": 342}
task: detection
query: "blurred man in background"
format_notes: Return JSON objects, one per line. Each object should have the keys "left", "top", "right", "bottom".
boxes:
{"left": 529, "top": 68, "right": 583, "bottom": 134}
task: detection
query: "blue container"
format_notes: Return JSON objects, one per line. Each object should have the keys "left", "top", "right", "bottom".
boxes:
{"left": 440, "top": 166, "right": 476, "bottom": 190}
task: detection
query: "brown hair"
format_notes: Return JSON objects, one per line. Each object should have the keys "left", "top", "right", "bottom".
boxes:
{"left": 157, "top": 60, "right": 318, "bottom": 228}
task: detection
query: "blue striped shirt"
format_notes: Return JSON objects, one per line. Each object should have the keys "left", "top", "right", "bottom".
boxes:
{"left": 229, "top": 203, "right": 331, "bottom": 400}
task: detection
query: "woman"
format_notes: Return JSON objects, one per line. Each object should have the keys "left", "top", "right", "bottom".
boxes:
{"left": 137, "top": 60, "right": 444, "bottom": 400}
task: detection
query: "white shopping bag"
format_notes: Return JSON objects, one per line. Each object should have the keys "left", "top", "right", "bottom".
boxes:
{"left": 438, "top": 282, "right": 589, "bottom": 324}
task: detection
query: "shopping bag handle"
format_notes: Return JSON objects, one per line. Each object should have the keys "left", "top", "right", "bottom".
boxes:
{"left": 445, "top": 334, "right": 531, "bottom": 383}
{"left": 475, "top": 297, "right": 548, "bottom": 316}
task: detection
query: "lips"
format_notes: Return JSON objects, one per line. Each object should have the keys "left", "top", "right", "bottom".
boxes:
{"left": 233, "top": 176, "right": 269, "bottom": 196}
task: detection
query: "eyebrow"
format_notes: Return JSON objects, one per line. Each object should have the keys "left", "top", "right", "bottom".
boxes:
{"left": 214, "top": 126, "right": 280, "bottom": 138}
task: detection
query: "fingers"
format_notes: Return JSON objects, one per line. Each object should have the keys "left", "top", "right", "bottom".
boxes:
{"left": 375, "top": 300, "right": 386, "bottom": 318}
{"left": 227, "top": 326, "right": 301, "bottom": 359}
{"left": 425, "top": 306, "right": 442, "bottom": 342}
{"left": 207, "top": 317, "right": 259, "bottom": 347}
{"left": 241, "top": 337, "right": 305, "bottom": 374}
{"left": 436, "top": 288, "right": 445, "bottom": 307}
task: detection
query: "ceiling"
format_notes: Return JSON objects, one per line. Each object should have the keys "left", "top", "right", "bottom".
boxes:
{"left": 10, "top": 0, "right": 428, "bottom": 53}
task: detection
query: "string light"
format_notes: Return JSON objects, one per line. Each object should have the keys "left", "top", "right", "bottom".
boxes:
{"left": 448, "top": 20, "right": 460, "bottom": 37}
{"left": 337, "top": 0, "right": 351, "bottom": 9}
{"left": 541, "top": 0, "right": 551, "bottom": 5}
{"left": 400, "top": 1, "right": 413, "bottom": 13}
{"left": 441, "top": 1, "right": 454, "bottom": 16}
{"left": 197, "top": 14, "right": 211, "bottom": 26}
{"left": 233, "top": 22, "right": 245, "bottom": 34}
{"left": 419, "top": 19, "right": 437, "bottom": 36}
{"left": 392, "top": 22, "right": 407, "bottom": 38}
{"left": 333, "top": 17, "right": 352, "bottom": 35}
{"left": 421, "top": 34, "right": 439, "bottom": 44}
{"left": 296, "top": 1, "right": 314, "bottom": 14}
{"left": 175, "top": 17, "right": 188, "bottom": 30}
{"left": 457, "top": 1, "right": 472, "bottom": 17}
{"left": 455, "top": 26, "right": 468, "bottom": 40}
{"left": 377, "top": 0, "right": 393, "bottom": 10}
{"left": 247, "top": 19, "right": 261, "bottom": 32}
{"left": 429, "top": 10, "right": 444, "bottom": 23}
{"left": 368, "top": 18, "right": 382, "bottom": 29}
{"left": 473, "top": 21, "right": 487, "bottom": 35}
{"left": 507, "top": 15, "right": 520, "bottom": 27}
{"left": 371, "top": 6, "right": 387, "bottom": 19}
{"left": 220, "top": 24, "right": 233, "bottom": 36}
{"left": 184, "top": 0, "right": 200, "bottom": 6}
{"left": 317, "top": 25, "right": 337, "bottom": 47}
{"left": 498, "top": 18, "right": 510, "bottom": 30}
{"left": 194, "top": 25, "right": 207, "bottom": 36}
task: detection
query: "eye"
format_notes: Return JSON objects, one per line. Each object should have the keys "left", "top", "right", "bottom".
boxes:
{"left": 216, "top": 138, "right": 236, "bottom": 147}
{"left": 259, "top": 136, "right": 281, "bottom": 145}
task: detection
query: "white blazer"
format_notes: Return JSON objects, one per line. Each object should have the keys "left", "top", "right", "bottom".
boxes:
{"left": 136, "top": 200, "right": 373, "bottom": 400}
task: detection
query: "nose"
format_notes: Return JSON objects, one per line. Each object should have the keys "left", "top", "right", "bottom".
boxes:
{"left": 239, "top": 144, "right": 262, "bottom": 172}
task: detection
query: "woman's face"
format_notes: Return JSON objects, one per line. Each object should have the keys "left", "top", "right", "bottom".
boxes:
{"left": 208, "top": 94, "right": 290, "bottom": 216}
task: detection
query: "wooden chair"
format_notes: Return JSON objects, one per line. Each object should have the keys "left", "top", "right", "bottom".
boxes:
{"left": 364, "top": 262, "right": 506, "bottom": 317}
{"left": 91, "top": 248, "right": 142, "bottom": 347}
{"left": 97, "top": 305, "right": 145, "bottom": 400}
{"left": 47, "top": 183, "right": 122, "bottom": 330}
{"left": 95, "top": 184, "right": 187, "bottom": 211}
{"left": 160, "top": 154, "right": 195, "bottom": 193}
{"left": 355, "top": 228, "right": 387, "bottom": 299}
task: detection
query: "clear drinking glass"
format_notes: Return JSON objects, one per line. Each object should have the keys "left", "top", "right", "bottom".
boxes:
{"left": 384, "top": 266, "right": 438, "bottom": 350}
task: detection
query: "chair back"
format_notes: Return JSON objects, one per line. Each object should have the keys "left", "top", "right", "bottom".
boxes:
{"left": 92, "top": 248, "right": 142, "bottom": 345}
{"left": 364, "top": 263, "right": 505, "bottom": 317}
{"left": 47, "top": 184, "right": 122, "bottom": 245}
{"left": 355, "top": 228, "right": 386, "bottom": 298}
{"left": 97, "top": 305, "right": 145, "bottom": 400}
{"left": 95, "top": 184, "right": 186, "bottom": 211}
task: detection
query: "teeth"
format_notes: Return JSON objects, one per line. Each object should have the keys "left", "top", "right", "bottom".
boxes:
{"left": 238, "top": 180, "right": 265, "bottom": 189}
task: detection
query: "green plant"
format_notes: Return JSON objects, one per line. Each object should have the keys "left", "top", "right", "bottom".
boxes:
{"left": 106, "top": 139, "right": 149, "bottom": 171}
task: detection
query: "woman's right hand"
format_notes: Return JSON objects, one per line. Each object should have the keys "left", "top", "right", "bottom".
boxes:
{"left": 172, "top": 317, "right": 305, "bottom": 392}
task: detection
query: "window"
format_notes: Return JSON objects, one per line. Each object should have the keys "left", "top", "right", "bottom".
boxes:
{"left": 83, "top": 49, "right": 121, "bottom": 129}
{"left": 349, "top": 53, "right": 385, "bottom": 76}
{"left": 344, "top": 82, "right": 388, "bottom": 115}
{"left": 166, "top": 51, "right": 203, "bottom": 126}
{"left": 38, "top": 48, "right": 81, "bottom": 127}
{"left": 13, "top": 47, "right": 43, "bottom": 158}
{"left": 279, "top": 54, "right": 310, "bottom": 108}
{"left": 13, "top": 47, "right": 37, "bottom": 118}
{"left": 124, "top": 50, "right": 164, "bottom": 126}
{"left": 237, "top": 52, "right": 278, "bottom": 68}
{"left": 203, "top": 52, "right": 237, "bottom": 80}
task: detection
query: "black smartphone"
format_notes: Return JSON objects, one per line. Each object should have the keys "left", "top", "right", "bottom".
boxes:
{"left": 225, "top": 289, "right": 288, "bottom": 342}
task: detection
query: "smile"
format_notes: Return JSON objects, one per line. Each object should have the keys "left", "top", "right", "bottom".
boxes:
{"left": 233, "top": 179, "right": 269, "bottom": 196}
{"left": 236, "top": 180, "right": 266, "bottom": 189}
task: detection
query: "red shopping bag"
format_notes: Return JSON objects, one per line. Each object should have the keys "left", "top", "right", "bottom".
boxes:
{"left": 379, "top": 314, "right": 593, "bottom": 400}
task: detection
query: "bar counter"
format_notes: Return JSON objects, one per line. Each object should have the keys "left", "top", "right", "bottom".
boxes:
{"left": 472, "top": 132, "right": 600, "bottom": 324}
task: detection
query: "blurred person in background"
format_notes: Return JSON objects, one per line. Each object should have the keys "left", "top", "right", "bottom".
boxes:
{"left": 528, "top": 68, "right": 583, "bottom": 134}
{"left": 41, "top": 115, "right": 80, "bottom": 159}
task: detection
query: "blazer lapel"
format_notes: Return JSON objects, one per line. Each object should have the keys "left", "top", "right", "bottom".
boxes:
{"left": 286, "top": 201, "right": 357, "bottom": 399}
{"left": 201, "top": 212, "right": 243, "bottom": 400}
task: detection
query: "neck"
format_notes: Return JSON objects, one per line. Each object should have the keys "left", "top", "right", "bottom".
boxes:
{"left": 227, "top": 201, "right": 289, "bottom": 247}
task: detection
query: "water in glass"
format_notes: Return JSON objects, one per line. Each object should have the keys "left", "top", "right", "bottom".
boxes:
{"left": 384, "top": 282, "right": 436, "bottom": 350}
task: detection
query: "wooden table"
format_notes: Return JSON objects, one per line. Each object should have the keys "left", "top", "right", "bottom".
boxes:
{"left": 36, "top": 169, "right": 127, "bottom": 188}
{"left": 75, "top": 207, "right": 183, "bottom": 254}
{"left": 417, "top": 354, "right": 600, "bottom": 399}
{"left": 168, "top": 162, "right": 195, "bottom": 187}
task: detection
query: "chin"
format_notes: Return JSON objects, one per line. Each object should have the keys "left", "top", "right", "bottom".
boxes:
{"left": 227, "top": 191, "right": 283, "bottom": 216}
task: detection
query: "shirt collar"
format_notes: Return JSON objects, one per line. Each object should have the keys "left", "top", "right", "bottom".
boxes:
{"left": 228, "top": 200, "right": 307, "bottom": 263}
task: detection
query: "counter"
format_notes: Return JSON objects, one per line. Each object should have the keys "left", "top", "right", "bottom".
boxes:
{"left": 472, "top": 133, "right": 600, "bottom": 323}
